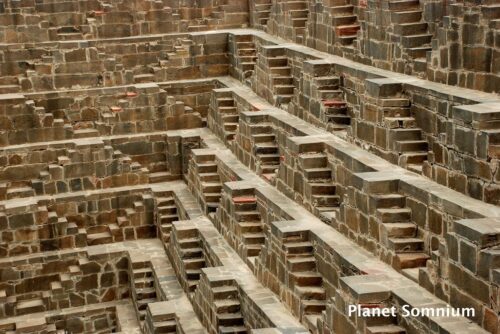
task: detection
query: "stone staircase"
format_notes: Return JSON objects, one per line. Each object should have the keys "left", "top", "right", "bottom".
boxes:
{"left": 372, "top": 193, "right": 429, "bottom": 281}
{"left": 299, "top": 152, "right": 340, "bottom": 216}
{"left": 212, "top": 280, "right": 248, "bottom": 333}
{"left": 389, "top": 0, "right": 432, "bottom": 73}
{"left": 234, "top": 35, "right": 257, "bottom": 84}
{"left": 284, "top": 234, "right": 326, "bottom": 332}
{"left": 254, "top": 0, "right": 272, "bottom": 27}
{"left": 267, "top": 50, "right": 295, "bottom": 108}
{"left": 233, "top": 195, "right": 265, "bottom": 261}
{"left": 314, "top": 76, "right": 351, "bottom": 130}
{"left": 386, "top": 97, "right": 429, "bottom": 174}
{"left": 178, "top": 235, "right": 206, "bottom": 294}
{"left": 285, "top": 0, "right": 309, "bottom": 43}
{"left": 131, "top": 261, "right": 158, "bottom": 324}
{"left": 154, "top": 193, "right": 180, "bottom": 243}
{"left": 14, "top": 292, "right": 49, "bottom": 316}
{"left": 329, "top": 0, "right": 361, "bottom": 49}
{"left": 251, "top": 123, "right": 281, "bottom": 183}
{"left": 216, "top": 91, "right": 239, "bottom": 142}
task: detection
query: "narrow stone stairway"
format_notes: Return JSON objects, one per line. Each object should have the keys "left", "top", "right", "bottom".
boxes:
{"left": 179, "top": 235, "right": 206, "bottom": 294}
{"left": 234, "top": 195, "right": 265, "bottom": 261}
{"left": 373, "top": 193, "right": 429, "bottom": 281}
{"left": 299, "top": 152, "right": 340, "bottom": 216}
{"left": 213, "top": 280, "right": 248, "bottom": 333}
{"left": 314, "top": 76, "right": 351, "bottom": 130}
{"left": 132, "top": 262, "right": 158, "bottom": 323}
{"left": 386, "top": 97, "right": 429, "bottom": 174}
{"left": 251, "top": 123, "right": 281, "bottom": 182}
{"left": 330, "top": 0, "right": 361, "bottom": 48}
{"left": 284, "top": 236, "right": 326, "bottom": 332}
{"left": 193, "top": 155, "right": 223, "bottom": 214}
{"left": 267, "top": 49, "right": 295, "bottom": 108}
{"left": 234, "top": 35, "right": 257, "bottom": 83}
{"left": 155, "top": 193, "right": 179, "bottom": 243}
{"left": 216, "top": 91, "right": 239, "bottom": 142}
{"left": 285, "top": 0, "right": 309, "bottom": 43}
{"left": 254, "top": 0, "right": 272, "bottom": 27}
{"left": 389, "top": 0, "right": 432, "bottom": 72}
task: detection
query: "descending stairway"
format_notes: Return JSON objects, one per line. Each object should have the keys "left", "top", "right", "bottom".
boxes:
{"left": 267, "top": 50, "right": 295, "bottom": 108}
{"left": 213, "top": 280, "right": 248, "bottom": 333}
{"left": 314, "top": 76, "right": 351, "bottom": 130}
{"left": 389, "top": 0, "right": 432, "bottom": 72}
{"left": 372, "top": 193, "right": 429, "bottom": 281}
{"left": 254, "top": 0, "right": 272, "bottom": 27}
{"left": 299, "top": 152, "right": 340, "bottom": 216}
{"left": 284, "top": 236, "right": 326, "bottom": 332}
{"left": 285, "top": 0, "right": 309, "bottom": 43}
{"left": 250, "top": 123, "right": 280, "bottom": 182}
{"left": 234, "top": 35, "right": 257, "bottom": 83}
{"left": 233, "top": 196, "right": 265, "bottom": 260}
{"left": 132, "top": 262, "right": 158, "bottom": 324}
{"left": 178, "top": 236, "right": 206, "bottom": 294}
{"left": 155, "top": 194, "right": 180, "bottom": 243}
{"left": 330, "top": 0, "right": 361, "bottom": 48}
{"left": 386, "top": 97, "right": 429, "bottom": 174}
{"left": 215, "top": 91, "right": 239, "bottom": 142}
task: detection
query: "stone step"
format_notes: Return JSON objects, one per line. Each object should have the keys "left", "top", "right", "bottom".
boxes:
{"left": 388, "top": 0, "right": 420, "bottom": 11}
{"left": 217, "top": 312, "right": 245, "bottom": 327}
{"left": 399, "top": 152, "right": 428, "bottom": 164}
{"left": 401, "top": 33, "right": 433, "bottom": 48}
{"left": 134, "top": 277, "right": 155, "bottom": 289}
{"left": 196, "top": 163, "right": 218, "bottom": 173}
{"left": 382, "top": 222, "right": 417, "bottom": 238}
{"left": 16, "top": 298, "right": 45, "bottom": 315}
{"left": 270, "top": 66, "right": 292, "bottom": 76}
{"left": 275, "top": 84, "right": 295, "bottom": 95}
{"left": 255, "top": 142, "right": 279, "bottom": 154}
{"left": 215, "top": 299, "right": 241, "bottom": 313}
{"left": 133, "top": 267, "right": 154, "bottom": 279}
{"left": 332, "top": 14, "right": 357, "bottom": 26}
{"left": 287, "top": 256, "right": 317, "bottom": 271}
{"left": 284, "top": 241, "right": 313, "bottom": 254}
{"left": 136, "top": 287, "right": 156, "bottom": 300}
{"left": 242, "top": 232, "right": 265, "bottom": 244}
{"left": 377, "top": 208, "right": 411, "bottom": 223}
{"left": 180, "top": 247, "right": 203, "bottom": 259}
{"left": 186, "top": 269, "right": 202, "bottom": 280}
{"left": 312, "top": 194, "right": 340, "bottom": 207}
{"left": 388, "top": 237, "right": 424, "bottom": 252}
{"left": 391, "top": 128, "right": 422, "bottom": 141}
{"left": 238, "top": 222, "right": 263, "bottom": 233}
{"left": 179, "top": 238, "right": 201, "bottom": 249}
{"left": 309, "top": 183, "right": 336, "bottom": 195}
{"left": 213, "top": 286, "right": 239, "bottom": 299}
{"left": 302, "top": 299, "right": 327, "bottom": 313}
{"left": 87, "top": 231, "right": 113, "bottom": 245}
{"left": 217, "top": 97, "right": 235, "bottom": 107}
{"left": 202, "top": 182, "right": 222, "bottom": 193}
{"left": 370, "top": 194, "right": 406, "bottom": 209}
{"left": 299, "top": 153, "right": 328, "bottom": 168}
{"left": 407, "top": 46, "right": 432, "bottom": 58}
{"left": 252, "top": 133, "right": 276, "bottom": 143}
{"left": 394, "top": 252, "right": 429, "bottom": 269}
{"left": 183, "top": 258, "right": 206, "bottom": 269}
{"left": 304, "top": 168, "right": 332, "bottom": 180}
{"left": 395, "top": 140, "right": 428, "bottom": 152}
{"left": 149, "top": 171, "right": 175, "bottom": 183}
{"left": 289, "top": 271, "right": 323, "bottom": 287}
{"left": 407, "top": 163, "right": 423, "bottom": 174}
{"left": 258, "top": 153, "right": 281, "bottom": 163}
{"left": 394, "top": 22, "right": 428, "bottom": 35}
{"left": 235, "top": 210, "right": 261, "bottom": 222}
{"left": 158, "top": 205, "right": 177, "bottom": 215}
{"left": 295, "top": 286, "right": 326, "bottom": 299}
